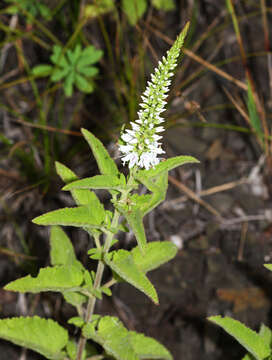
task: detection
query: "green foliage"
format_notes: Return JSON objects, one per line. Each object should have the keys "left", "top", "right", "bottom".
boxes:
{"left": 32, "top": 44, "right": 103, "bottom": 97}
{"left": 246, "top": 80, "right": 263, "bottom": 142}
{"left": 0, "top": 316, "right": 68, "bottom": 360}
{"left": 208, "top": 316, "right": 271, "bottom": 360}
{"left": 132, "top": 241, "right": 178, "bottom": 273}
{"left": 83, "top": 316, "right": 172, "bottom": 360}
{"left": 5, "top": 265, "right": 83, "bottom": 293}
{"left": 62, "top": 174, "right": 127, "bottom": 191}
{"left": 151, "top": 0, "right": 175, "bottom": 11}
{"left": 32, "top": 204, "right": 106, "bottom": 228}
{"left": 81, "top": 128, "right": 119, "bottom": 176}
{"left": 84, "top": 0, "right": 115, "bottom": 18}
{"left": 104, "top": 249, "right": 158, "bottom": 304}
{"left": 55, "top": 161, "right": 101, "bottom": 207}
{"left": 5, "top": 0, "right": 51, "bottom": 22}
{"left": 122, "top": 0, "right": 147, "bottom": 25}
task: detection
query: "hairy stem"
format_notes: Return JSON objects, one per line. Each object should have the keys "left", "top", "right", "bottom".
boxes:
{"left": 76, "top": 174, "right": 135, "bottom": 360}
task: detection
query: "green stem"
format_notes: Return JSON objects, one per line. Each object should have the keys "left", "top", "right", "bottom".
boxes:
{"left": 76, "top": 174, "right": 135, "bottom": 360}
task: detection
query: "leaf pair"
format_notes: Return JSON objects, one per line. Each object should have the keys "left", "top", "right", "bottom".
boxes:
{"left": 32, "top": 44, "right": 103, "bottom": 97}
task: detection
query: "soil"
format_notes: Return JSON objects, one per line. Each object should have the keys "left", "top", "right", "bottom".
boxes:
{"left": 1, "top": 1, "right": 272, "bottom": 360}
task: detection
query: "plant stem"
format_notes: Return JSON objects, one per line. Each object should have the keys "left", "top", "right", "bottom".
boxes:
{"left": 76, "top": 175, "right": 135, "bottom": 360}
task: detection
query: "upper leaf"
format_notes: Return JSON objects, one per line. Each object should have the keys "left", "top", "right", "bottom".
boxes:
{"left": 5, "top": 265, "right": 83, "bottom": 293}
{"left": 132, "top": 241, "right": 178, "bottom": 273}
{"left": 151, "top": 0, "right": 175, "bottom": 11}
{"left": 120, "top": 206, "right": 147, "bottom": 254}
{"left": 62, "top": 174, "right": 126, "bottom": 191}
{"left": 136, "top": 156, "right": 199, "bottom": 181}
{"left": 55, "top": 161, "right": 101, "bottom": 207}
{"left": 104, "top": 249, "right": 158, "bottom": 304}
{"left": 32, "top": 204, "right": 106, "bottom": 228}
{"left": 0, "top": 316, "right": 68, "bottom": 360}
{"left": 208, "top": 316, "right": 270, "bottom": 360}
{"left": 81, "top": 128, "right": 119, "bottom": 176}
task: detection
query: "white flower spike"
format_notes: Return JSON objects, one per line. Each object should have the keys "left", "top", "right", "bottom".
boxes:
{"left": 119, "top": 22, "right": 189, "bottom": 170}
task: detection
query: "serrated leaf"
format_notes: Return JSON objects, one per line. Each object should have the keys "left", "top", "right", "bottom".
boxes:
{"left": 68, "top": 317, "right": 85, "bottom": 328}
{"left": 75, "top": 73, "right": 94, "bottom": 93}
{"left": 32, "top": 64, "right": 53, "bottom": 77}
{"left": 122, "top": 0, "right": 147, "bottom": 25}
{"left": 0, "top": 316, "right": 68, "bottom": 360}
{"left": 63, "top": 292, "right": 87, "bottom": 307}
{"left": 122, "top": 207, "right": 146, "bottom": 254}
{"left": 50, "top": 67, "right": 70, "bottom": 82}
{"left": 81, "top": 128, "right": 119, "bottom": 176}
{"left": 104, "top": 250, "right": 158, "bottom": 304}
{"left": 208, "top": 316, "right": 270, "bottom": 360}
{"left": 151, "top": 0, "right": 175, "bottom": 10}
{"left": 83, "top": 316, "right": 138, "bottom": 360}
{"left": 5, "top": 265, "right": 83, "bottom": 293}
{"left": 55, "top": 161, "right": 101, "bottom": 207}
{"left": 136, "top": 156, "right": 199, "bottom": 180}
{"left": 132, "top": 241, "right": 178, "bottom": 273}
{"left": 259, "top": 324, "right": 272, "bottom": 347}
{"left": 50, "top": 45, "right": 68, "bottom": 68}
{"left": 130, "top": 331, "right": 172, "bottom": 360}
{"left": 50, "top": 226, "right": 83, "bottom": 270}
{"left": 63, "top": 174, "right": 126, "bottom": 191}
{"left": 32, "top": 204, "right": 106, "bottom": 228}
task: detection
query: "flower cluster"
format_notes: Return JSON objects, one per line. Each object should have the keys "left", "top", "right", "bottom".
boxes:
{"left": 119, "top": 24, "right": 189, "bottom": 170}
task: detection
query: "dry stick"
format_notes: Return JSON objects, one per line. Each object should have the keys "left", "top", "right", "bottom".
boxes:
{"left": 168, "top": 175, "right": 224, "bottom": 221}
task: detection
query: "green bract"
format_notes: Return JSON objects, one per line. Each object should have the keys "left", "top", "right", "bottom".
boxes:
{"left": 32, "top": 44, "right": 103, "bottom": 97}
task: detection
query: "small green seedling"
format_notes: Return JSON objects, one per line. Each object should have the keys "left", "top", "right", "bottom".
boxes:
{"left": 32, "top": 44, "right": 103, "bottom": 97}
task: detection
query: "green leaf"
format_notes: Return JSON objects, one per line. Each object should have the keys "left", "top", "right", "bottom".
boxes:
{"left": 63, "top": 174, "right": 126, "bottom": 191}
{"left": 5, "top": 265, "right": 83, "bottom": 293}
{"left": 122, "top": 207, "right": 147, "bottom": 254}
{"left": 122, "top": 0, "right": 147, "bottom": 25}
{"left": 50, "top": 45, "right": 68, "bottom": 68}
{"left": 50, "top": 67, "right": 70, "bottom": 82}
{"left": 264, "top": 264, "right": 272, "bottom": 272}
{"left": 81, "top": 128, "right": 119, "bottom": 176}
{"left": 132, "top": 241, "right": 178, "bottom": 273}
{"left": 75, "top": 73, "right": 94, "bottom": 93}
{"left": 0, "top": 316, "right": 68, "bottom": 360}
{"left": 83, "top": 316, "right": 138, "bottom": 360}
{"left": 55, "top": 161, "right": 101, "bottom": 206}
{"left": 259, "top": 324, "right": 272, "bottom": 347}
{"left": 32, "top": 204, "right": 106, "bottom": 228}
{"left": 134, "top": 171, "right": 168, "bottom": 216}
{"left": 49, "top": 226, "right": 84, "bottom": 271}
{"left": 77, "top": 65, "right": 98, "bottom": 77}
{"left": 68, "top": 317, "right": 85, "bottom": 328}
{"left": 77, "top": 46, "right": 103, "bottom": 67}
{"left": 83, "top": 316, "right": 172, "bottom": 360}
{"left": 136, "top": 156, "right": 199, "bottom": 180}
{"left": 130, "top": 331, "right": 172, "bottom": 360}
{"left": 246, "top": 79, "right": 263, "bottom": 142}
{"left": 208, "top": 316, "right": 270, "bottom": 360}
{"left": 64, "top": 71, "right": 75, "bottom": 97}
{"left": 151, "top": 0, "right": 175, "bottom": 10}
{"left": 63, "top": 292, "right": 87, "bottom": 308}
{"left": 32, "top": 64, "right": 53, "bottom": 77}
{"left": 104, "top": 250, "right": 158, "bottom": 304}
{"left": 84, "top": 0, "right": 115, "bottom": 18}
{"left": 151, "top": 0, "right": 175, "bottom": 11}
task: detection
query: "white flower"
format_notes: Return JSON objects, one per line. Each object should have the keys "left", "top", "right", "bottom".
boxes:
{"left": 119, "top": 24, "right": 189, "bottom": 170}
